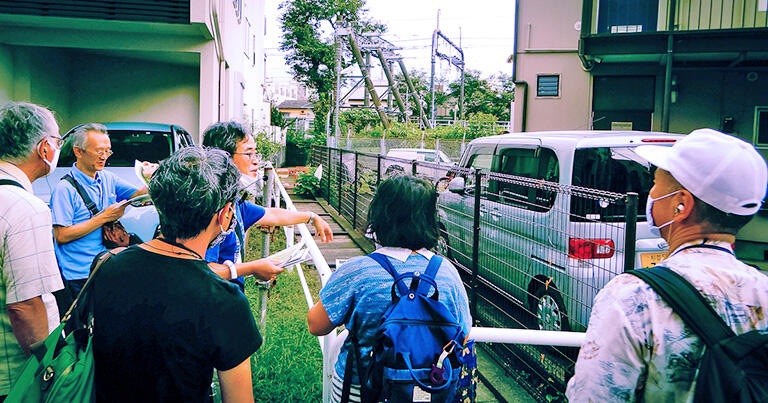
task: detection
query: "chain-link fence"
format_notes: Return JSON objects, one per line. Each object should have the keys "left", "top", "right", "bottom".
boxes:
{"left": 309, "top": 145, "right": 640, "bottom": 402}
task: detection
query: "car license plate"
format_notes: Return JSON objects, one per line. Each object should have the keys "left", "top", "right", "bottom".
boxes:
{"left": 640, "top": 252, "right": 668, "bottom": 268}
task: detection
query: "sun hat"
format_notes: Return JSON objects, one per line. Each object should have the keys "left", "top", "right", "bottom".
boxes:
{"left": 635, "top": 128, "right": 768, "bottom": 216}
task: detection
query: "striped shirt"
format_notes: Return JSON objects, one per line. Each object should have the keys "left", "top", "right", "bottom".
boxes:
{"left": 0, "top": 162, "right": 64, "bottom": 394}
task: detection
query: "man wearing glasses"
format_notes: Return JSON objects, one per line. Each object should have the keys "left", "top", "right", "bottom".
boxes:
{"left": 201, "top": 121, "right": 334, "bottom": 291}
{"left": 50, "top": 123, "right": 148, "bottom": 309}
{"left": 0, "top": 102, "right": 64, "bottom": 398}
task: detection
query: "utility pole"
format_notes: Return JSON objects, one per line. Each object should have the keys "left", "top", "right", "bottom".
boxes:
{"left": 349, "top": 31, "right": 391, "bottom": 129}
{"left": 398, "top": 60, "right": 431, "bottom": 129}
{"left": 429, "top": 10, "right": 465, "bottom": 129}
{"left": 334, "top": 20, "right": 346, "bottom": 147}
{"left": 376, "top": 49, "right": 408, "bottom": 122}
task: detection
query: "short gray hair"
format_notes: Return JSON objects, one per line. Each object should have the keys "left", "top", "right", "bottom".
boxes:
{"left": 69, "top": 123, "right": 108, "bottom": 150}
{"left": 0, "top": 102, "right": 58, "bottom": 163}
{"left": 149, "top": 146, "right": 241, "bottom": 240}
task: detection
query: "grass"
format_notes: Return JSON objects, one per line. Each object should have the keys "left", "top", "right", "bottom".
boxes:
{"left": 243, "top": 227, "right": 324, "bottom": 402}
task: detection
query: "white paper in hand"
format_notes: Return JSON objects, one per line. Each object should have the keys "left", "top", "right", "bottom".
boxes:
{"left": 134, "top": 160, "right": 150, "bottom": 185}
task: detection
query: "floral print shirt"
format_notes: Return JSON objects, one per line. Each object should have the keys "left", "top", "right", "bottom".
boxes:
{"left": 566, "top": 240, "right": 768, "bottom": 403}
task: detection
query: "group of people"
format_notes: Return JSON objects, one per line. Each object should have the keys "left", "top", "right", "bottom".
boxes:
{"left": 0, "top": 101, "right": 339, "bottom": 401}
{"left": 0, "top": 99, "right": 767, "bottom": 402}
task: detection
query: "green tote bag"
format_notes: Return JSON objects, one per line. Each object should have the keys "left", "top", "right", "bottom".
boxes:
{"left": 6, "top": 248, "right": 123, "bottom": 403}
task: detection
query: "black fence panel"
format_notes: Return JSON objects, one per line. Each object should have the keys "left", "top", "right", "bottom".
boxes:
{"left": 308, "top": 145, "right": 640, "bottom": 402}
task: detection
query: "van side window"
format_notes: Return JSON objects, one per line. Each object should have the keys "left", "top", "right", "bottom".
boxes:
{"left": 572, "top": 147, "right": 653, "bottom": 222}
{"left": 494, "top": 147, "right": 559, "bottom": 212}
{"left": 462, "top": 148, "right": 495, "bottom": 195}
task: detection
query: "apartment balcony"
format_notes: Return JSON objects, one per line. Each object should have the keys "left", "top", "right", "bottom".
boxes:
{"left": 0, "top": 0, "right": 190, "bottom": 24}
{"left": 580, "top": 0, "right": 768, "bottom": 65}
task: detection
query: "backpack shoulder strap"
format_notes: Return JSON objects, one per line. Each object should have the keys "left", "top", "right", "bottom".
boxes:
{"left": 62, "top": 174, "right": 99, "bottom": 216}
{"left": 0, "top": 179, "right": 24, "bottom": 189}
{"left": 628, "top": 266, "right": 735, "bottom": 347}
{"left": 416, "top": 255, "right": 443, "bottom": 295}
{"left": 368, "top": 252, "right": 409, "bottom": 296}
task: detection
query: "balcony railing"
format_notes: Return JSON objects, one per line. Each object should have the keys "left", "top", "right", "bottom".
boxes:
{"left": 586, "top": 0, "right": 768, "bottom": 35}
{"left": 0, "top": 0, "right": 190, "bottom": 24}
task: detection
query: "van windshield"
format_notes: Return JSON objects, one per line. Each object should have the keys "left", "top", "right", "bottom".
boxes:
{"left": 571, "top": 147, "right": 656, "bottom": 222}
{"left": 59, "top": 130, "right": 173, "bottom": 167}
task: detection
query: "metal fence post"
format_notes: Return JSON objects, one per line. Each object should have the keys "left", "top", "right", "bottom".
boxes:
{"left": 623, "top": 192, "right": 638, "bottom": 272}
{"left": 376, "top": 155, "right": 382, "bottom": 186}
{"left": 337, "top": 149, "right": 343, "bottom": 213}
{"left": 470, "top": 169, "right": 482, "bottom": 317}
{"left": 411, "top": 160, "right": 418, "bottom": 176}
{"left": 353, "top": 152, "right": 359, "bottom": 229}
{"left": 326, "top": 147, "right": 331, "bottom": 201}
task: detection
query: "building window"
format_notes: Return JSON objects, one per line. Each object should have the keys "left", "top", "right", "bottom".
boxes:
{"left": 537, "top": 75, "right": 560, "bottom": 97}
{"left": 755, "top": 106, "right": 768, "bottom": 147}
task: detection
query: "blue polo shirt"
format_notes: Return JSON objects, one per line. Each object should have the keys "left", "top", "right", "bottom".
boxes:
{"left": 50, "top": 165, "right": 137, "bottom": 280}
{"left": 205, "top": 199, "right": 266, "bottom": 289}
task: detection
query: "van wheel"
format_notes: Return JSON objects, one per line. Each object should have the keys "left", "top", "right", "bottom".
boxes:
{"left": 534, "top": 287, "right": 570, "bottom": 331}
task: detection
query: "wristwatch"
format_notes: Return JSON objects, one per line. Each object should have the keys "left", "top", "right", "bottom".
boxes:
{"left": 306, "top": 212, "right": 317, "bottom": 224}
{"left": 223, "top": 260, "right": 237, "bottom": 280}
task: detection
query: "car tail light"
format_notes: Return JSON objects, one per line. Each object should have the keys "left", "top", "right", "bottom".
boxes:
{"left": 569, "top": 238, "right": 615, "bottom": 259}
{"left": 641, "top": 139, "right": 677, "bottom": 143}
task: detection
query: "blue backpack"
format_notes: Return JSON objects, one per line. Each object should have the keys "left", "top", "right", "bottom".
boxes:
{"left": 341, "top": 253, "right": 468, "bottom": 402}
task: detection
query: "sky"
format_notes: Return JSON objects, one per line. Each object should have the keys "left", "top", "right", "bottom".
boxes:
{"left": 265, "top": 0, "right": 516, "bottom": 81}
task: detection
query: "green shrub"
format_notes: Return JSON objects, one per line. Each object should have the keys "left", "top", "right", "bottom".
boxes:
{"left": 294, "top": 168, "right": 321, "bottom": 197}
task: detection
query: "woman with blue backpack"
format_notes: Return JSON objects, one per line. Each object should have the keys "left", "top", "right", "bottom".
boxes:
{"left": 308, "top": 175, "right": 473, "bottom": 403}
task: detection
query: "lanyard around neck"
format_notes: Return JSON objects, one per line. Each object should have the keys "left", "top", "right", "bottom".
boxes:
{"left": 158, "top": 237, "right": 204, "bottom": 260}
{"left": 670, "top": 242, "right": 734, "bottom": 257}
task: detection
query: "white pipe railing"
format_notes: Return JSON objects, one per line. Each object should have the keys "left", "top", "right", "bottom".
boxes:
{"left": 267, "top": 163, "right": 338, "bottom": 403}
{"left": 265, "top": 163, "right": 586, "bottom": 403}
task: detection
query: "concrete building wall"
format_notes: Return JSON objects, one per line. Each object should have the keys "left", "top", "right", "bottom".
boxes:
{"left": 69, "top": 53, "right": 200, "bottom": 137}
{"left": 513, "top": 0, "right": 590, "bottom": 132}
{"left": 668, "top": 69, "right": 768, "bottom": 142}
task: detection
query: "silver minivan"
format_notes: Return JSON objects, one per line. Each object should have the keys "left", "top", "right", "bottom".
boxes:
{"left": 437, "top": 131, "right": 683, "bottom": 331}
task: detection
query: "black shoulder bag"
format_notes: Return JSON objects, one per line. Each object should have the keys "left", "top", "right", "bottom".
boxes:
{"left": 629, "top": 266, "right": 768, "bottom": 403}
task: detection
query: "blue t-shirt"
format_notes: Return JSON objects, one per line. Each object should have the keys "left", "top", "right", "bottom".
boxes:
{"left": 205, "top": 199, "right": 266, "bottom": 288}
{"left": 50, "top": 165, "right": 138, "bottom": 280}
{"left": 319, "top": 249, "right": 472, "bottom": 382}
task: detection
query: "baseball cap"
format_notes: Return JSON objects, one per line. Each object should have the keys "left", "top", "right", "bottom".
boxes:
{"left": 635, "top": 128, "right": 768, "bottom": 216}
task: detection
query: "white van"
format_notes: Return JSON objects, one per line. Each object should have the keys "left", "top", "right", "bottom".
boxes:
{"left": 437, "top": 131, "right": 683, "bottom": 331}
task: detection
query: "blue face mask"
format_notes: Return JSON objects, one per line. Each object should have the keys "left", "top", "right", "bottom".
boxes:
{"left": 645, "top": 190, "right": 680, "bottom": 237}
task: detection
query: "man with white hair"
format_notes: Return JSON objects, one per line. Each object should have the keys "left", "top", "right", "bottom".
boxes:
{"left": 50, "top": 123, "right": 147, "bottom": 310}
{"left": 0, "top": 101, "right": 65, "bottom": 397}
{"left": 566, "top": 129, "right": 768, "bottom": 402}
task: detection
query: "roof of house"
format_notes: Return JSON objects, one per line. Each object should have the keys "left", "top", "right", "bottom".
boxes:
{"left": 277, "top": 99, "right": 313, "bottom": 110}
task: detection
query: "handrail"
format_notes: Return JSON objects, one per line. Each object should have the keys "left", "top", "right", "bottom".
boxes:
{"left": 265, "top": 162, "right": 339, "bottom": 403}
{"left": 265, "top": 161, "right": 587, "bottom": 402}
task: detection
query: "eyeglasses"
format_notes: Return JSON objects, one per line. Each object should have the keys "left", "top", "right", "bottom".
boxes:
{"left": 76, "top": 147, "right": 113, "bottom": 158}
{"left": 234, "top": 151, "right": 260, "bottom": 161}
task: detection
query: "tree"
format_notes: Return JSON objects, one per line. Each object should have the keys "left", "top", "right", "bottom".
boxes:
{"left": 448, "top": 71, "right": 514, "bottom": 121}
{"left": 279, "top": 0, "right": 385, "bottom": 134}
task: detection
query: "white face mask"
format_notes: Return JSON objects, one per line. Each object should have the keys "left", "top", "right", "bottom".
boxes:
{"left": 239, "top": 173, "right": 262, "bottom": 198}
{"left": 209, "top": 205, "right": 237, "bottom": 248}
{"left": 645, "top": 190, "right": 680, "bottom": 237}
{"left": 42, "top": 138, "right": 60, "bottom": 175}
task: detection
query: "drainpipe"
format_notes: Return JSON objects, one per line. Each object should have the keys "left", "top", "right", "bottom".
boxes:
{"left": 210, "top": 0, "right": 226, "bottom": 121}
{"left": 661, "top": 0, "right": 677, "bottom": 132}
{"left": 511, "top": 0, "right": 528, "bottom": 132}
{"left": 578, "top": 0, "right": 595, "bottom": 71}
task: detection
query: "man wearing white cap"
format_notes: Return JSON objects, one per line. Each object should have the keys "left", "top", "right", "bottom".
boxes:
{"left": 566, "top": 129, "right": 768, "bottom": 402}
